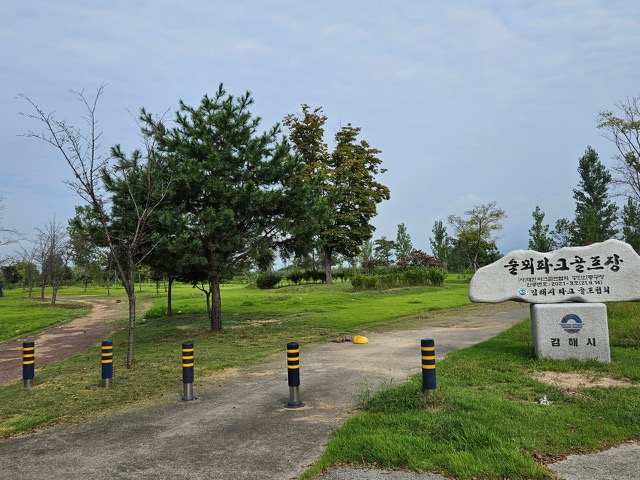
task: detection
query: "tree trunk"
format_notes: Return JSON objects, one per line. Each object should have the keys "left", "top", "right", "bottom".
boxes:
{"left": 324, "top": 246, "right": 333, "bottom": 284}
{"left": 167, "top": 276, "right": 173, "bottom": 317}
{"left": 124, "top": 267, "right": 137, "bottom": 369}
{"left": 126, "top": 293, "right": 136, "bottom": 368}
{"left": 209, "top": 274, "right": 223, "bottom": 331}
{"left": 51, "top": 283, "right": 58, "bottom": 305}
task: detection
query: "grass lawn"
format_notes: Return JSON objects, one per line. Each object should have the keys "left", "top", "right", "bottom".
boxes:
{"left": 304, "top": 302, "right": 640, "bottom": 480}
{"left": 0, "top": 288, "right": 92, "bottom": 342}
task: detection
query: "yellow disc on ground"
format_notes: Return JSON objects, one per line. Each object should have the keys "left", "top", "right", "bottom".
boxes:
{"left": 353, "top": 335, "right": 369, "bottom": 344}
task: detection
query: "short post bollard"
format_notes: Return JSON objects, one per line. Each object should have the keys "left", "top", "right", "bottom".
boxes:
{"left": 181, "top": 341, "right": 196, "bottom": 402}
{"left": 101, "top": 340, "right": 113, "bottom": 389}
{"left": 22, "top": 341, "right": 35, "bottom": 388}
{"left": 286, "top": 341, "right": 304, "bottom": 408}
{"left": 421, "top": 338, "right": 436, "bottom": 393}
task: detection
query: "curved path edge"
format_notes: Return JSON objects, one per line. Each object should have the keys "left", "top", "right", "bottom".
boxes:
{"left": 0, "top": 297, "right": 121, "bottom": 386}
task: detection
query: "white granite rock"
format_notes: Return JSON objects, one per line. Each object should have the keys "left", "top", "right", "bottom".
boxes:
{"left": 469, "top": 239, "right": 640, "bottom": 304}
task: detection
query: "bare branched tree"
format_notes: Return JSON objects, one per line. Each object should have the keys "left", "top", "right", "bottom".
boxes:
{"left": 0, "top": 195, "right": 21, "bottom": 267}
{"left": 17, "top": 244, "right": 39, "bottom": 297}
{"left": 19, "top": 86, "right": 170, "bottom": 367}
{"left": 598, "top": 95, "right": 640, "bottom": 202}
{"left": 35, "top": 216, "right": 70, "bottom": 305}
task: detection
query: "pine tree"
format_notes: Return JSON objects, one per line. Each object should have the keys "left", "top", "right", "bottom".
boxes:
{"left": 429, "top": 220, "right": 451, "bottom": 266}
{"left": 551, "top": 218, "right": 573, "bottom": 249}
{"left": 571, "top": 146, "right": 618, "bottom": 245}
{"left": 528, "top": 206, "right": 554, "bottom": 252}
{"left": 447, "top": 202, "right": 506, "bottom": 271}
{"left": 395, "top": 223, "right": 413, "bottom": 263}
{"left": 143, "top": 85, "right": 323, "bottom": 331}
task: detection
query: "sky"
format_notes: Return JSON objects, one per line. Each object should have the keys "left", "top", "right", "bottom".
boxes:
{"left": 1, "top": 0, "right": 639, "bottom": 264}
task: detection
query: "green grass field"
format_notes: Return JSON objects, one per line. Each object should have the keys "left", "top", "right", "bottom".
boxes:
{"left": 0, "top": 288, "right": 92, "bottom": 342}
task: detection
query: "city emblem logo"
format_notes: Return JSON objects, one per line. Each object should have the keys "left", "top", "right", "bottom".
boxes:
{"left": 560, "top": 314, "right": 583, "bottom": 334}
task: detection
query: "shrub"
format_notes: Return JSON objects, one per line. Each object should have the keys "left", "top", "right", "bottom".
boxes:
{"left": 376, "top": 273, "right": 402, "bottom": 289}
{"left": 304, "top": 269, "right": 325, "bottom": 283}
{"left": 333, "top": 268, "right": 349, "bottom": 282}
{"left": 361, "top": 259, "right": 379, "bottom": 274}
{"left": 287, "top": 270, "right": 305, "bottom": 285}
{"left": 364, "top": 275, "right": 378, "bottom": 289}
{"left": 350, "top": 274, "right": 365, "bottom": 291}
{"left": 350, "top": 266, "right": 447, "bottom": 290}
{"left": 255, "top": 272, "right": 282, "bottom": 289}
{"left": 403, "top": 268, "right": 427, "bottom": 286}
{"left": 426, "top": 267, "right": 446, "bottom": 286}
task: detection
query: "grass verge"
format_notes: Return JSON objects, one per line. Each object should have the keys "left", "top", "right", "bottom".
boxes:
{"left": 0, "top": 288, "right": 92, "bottom": 342}
{"left": 304, "top": 303, "right": 640, "bottom": 480}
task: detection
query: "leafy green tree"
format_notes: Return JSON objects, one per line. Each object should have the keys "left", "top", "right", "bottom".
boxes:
{"left": 528, "top": 206, "right": 554, "bottom": 252}
{"left": 1, "top": 264, "right": 20, "bottom": 284}
{"left": 68, "top": 206, "right": 106, "bottom": 291}
{"left": 571, "top": 146, "right": 618, "bottom": 245}
{"left": 143, "top": 85, "right": 321, "bottom": 331}
{"left": 429, "top": 220, "right": 451, "bottom": 266}
{"left": 622, "top": 197, "right": 640, "bottom": 253}
{"left": 395, "top": 223, "right": 413, "bottom": 263}
{"left": 551, "top": 218, "right": 573, "bottom": 248}
{"left": 284, "top": 105, "right": 390, "bottom": 283}
{"left": 447, "top": 202, "right": 506, "bottom": 271}
{"left": 374, "top": 236, "right": 396, "bottom": 269}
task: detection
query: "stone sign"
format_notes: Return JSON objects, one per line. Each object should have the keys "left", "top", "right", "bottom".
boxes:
{"left": 468, "top": 239, "right": 640, "bottom": 363}
{"left": 468, "top": 239, "right": 640, "bottom": 304}
{"left": 530, "top": 303, "right": 611, "bottom": 362}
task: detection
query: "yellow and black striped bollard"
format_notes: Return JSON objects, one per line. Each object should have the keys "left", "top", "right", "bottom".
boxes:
{"left": 22, "top": 341, "right": 35, "bottom": 388}
{"left": 421, "top": 338, "right": 436, "bottom": 393}
{"left": 101, "top": 340, "right": 113, "bottom": 389}
{"left": 286, "top": 341, "right": 304, "bottom": 408}
{"left": 181, "top": 341, "right": 196, "bottom": 401}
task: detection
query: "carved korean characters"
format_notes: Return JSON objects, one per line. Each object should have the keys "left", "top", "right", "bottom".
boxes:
{"left": 468, "top": 239, "right": 640, "bottom": 304}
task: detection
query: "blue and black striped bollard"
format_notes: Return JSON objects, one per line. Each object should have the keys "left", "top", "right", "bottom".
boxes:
{"left": 22, "top": 341, "right": 35, "bottom": 388}
{"left": 101, "top": 340, "right": 113, "bottom": 389}
{"left": 181, "top": 341, "right": 196, "bottom": 402}
{"left": 286, "top": 342, "right": 304, "bottom": 408}
{"left": 421, "top": 338, "right": 436, "bottom": 393}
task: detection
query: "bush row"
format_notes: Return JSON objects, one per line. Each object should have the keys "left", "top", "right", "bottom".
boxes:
{"left": 350, "top": 267, "right": 446, "bottom": 291}
{"left": 256, "top": 269, "right": 352, "bottom": 289}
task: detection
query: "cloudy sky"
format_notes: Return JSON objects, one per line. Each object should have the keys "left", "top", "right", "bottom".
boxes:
{"left": 1, "top": 1, "right": 639, "bottom": 262}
